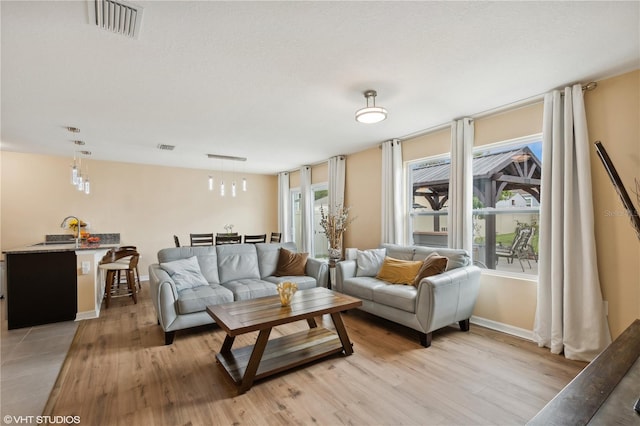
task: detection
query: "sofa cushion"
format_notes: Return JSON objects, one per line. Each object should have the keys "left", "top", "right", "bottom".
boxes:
{"left": 275, "top": 248, "right": 308, "bottom": 276}
{"left": 373, "top": 284, "right": 417, "bottom": 313}
{"left": 342, "top": 277, "right": 387, "bottom": 301}
{"left": 216, "top": 244, "right": 261, "bottom": 283}
{"left": 355, "top": 248, "right": 386, "bottom": 277}
{"left": 376, "top": 257, "right": 423, "bottom": 285}
{"left": 412, "top": 246, "right": 470, "bottom": 270}
{"left": 158, "top": 246, "right": 220, "bottom": 284}
{"left": 413, "top": 253, "right": 449, "bottom": 286}
{"left": 221, "top": 278, "right": 278, "bottom": 301}
{"left": 176, "top": 284, "right": 234, "bottom": 315}
{"left": 256, "top": 242, "right": 298, "bottom": 278}
{"left": 160, "top": 256, "right": 209, "bottom": 291}
{"left": 263, "top": 275, "right": 317, "bottom": 290}
{"left": 381, "top": 243, "right": 415, "bottom": 261}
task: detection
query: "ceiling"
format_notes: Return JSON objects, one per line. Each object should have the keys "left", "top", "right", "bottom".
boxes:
{"left": 2, "top": 1, "right": 639, "bottom": 175}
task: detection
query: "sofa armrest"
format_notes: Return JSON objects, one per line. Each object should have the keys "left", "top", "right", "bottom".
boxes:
{"left": 415, "top": 265, "right": 481, "bottom": 333}
{"left": 306, "top": 258, "right": 329, "bottom": 288}
{"left": 148, "top": 264, "right": 180, "bottom": 331}
{"left": 334, "top": 259, "right": 357, "bottom": 293}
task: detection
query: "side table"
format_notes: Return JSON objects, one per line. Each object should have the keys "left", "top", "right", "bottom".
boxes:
{"left": 327, "top": 259, "right": 337, "bottom": 289}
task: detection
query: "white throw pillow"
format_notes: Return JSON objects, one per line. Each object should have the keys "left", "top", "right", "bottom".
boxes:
{"left": 160, "top": 256, "right": 209, "bottom": 292}
{"left": 356, "top": 248, "right": 386, "bottom": 277}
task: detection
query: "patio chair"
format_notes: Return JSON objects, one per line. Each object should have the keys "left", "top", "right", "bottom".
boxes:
{"left": 496, "top": 226, "right": 533, "bottom": 272}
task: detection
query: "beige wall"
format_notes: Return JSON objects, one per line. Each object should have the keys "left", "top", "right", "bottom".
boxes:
{"left": 3, "top": 71, "right": 638, "bottom": 338}
{"left": 343, "top": 69, "right": 640, "bottom": 339}
{"left": 343, "top": 146, "right": 381, "bottom": 250}
{"left": 586, "top": 70, "right": 640, "bottom": 338}
{"left": 1, "top": 153, "right": 278, "bottom": 276}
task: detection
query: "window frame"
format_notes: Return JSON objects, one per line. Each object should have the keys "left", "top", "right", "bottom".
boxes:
{"left": 289, "top": 182, "right": 329, "bottom": 258}
{"left": 405, "top": 133, "right": 542, "bottom": 279}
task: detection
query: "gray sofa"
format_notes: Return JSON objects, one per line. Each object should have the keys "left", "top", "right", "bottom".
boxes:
{"left": 335, "top": 243, "right": 481, "bottom": 347}
{"left": 148, "top": 242, "right": 328, "bottom": 344}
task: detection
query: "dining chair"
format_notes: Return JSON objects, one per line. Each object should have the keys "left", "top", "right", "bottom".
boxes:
{"left": 215, "top": 235, "right": 242, "bottom": 245}
{"left": 269, "top": 232, "right": 282, "bottom": 243}
{"left": 243, "top": 234, "right": 267, "bottom": 244}
{"left": 173, "top": 235, "right": 181, "bottom": 247}
{"left": 190, "top": 233, "right": 214, "bottom": 246}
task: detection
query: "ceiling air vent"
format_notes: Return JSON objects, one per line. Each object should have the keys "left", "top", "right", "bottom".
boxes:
{"left": 89, "top": 0, "right": 143, "bottom": 39}
{"left": 157, "top": 144, "right": 175, "bottom": 151}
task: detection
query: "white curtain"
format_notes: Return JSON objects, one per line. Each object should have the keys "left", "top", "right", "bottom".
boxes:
{"left": 299, "top": 165, "right": 314, "bottom": 255}
{"left": 448, "top": 118, "right": 474, "bottom": 252}
{"left": 328, "top": 155, "right": 346, "bottom": 215}
{"left": 381, "top": 139, "right": 403, "bottom": 244}
{"left": 277, "top": 171, "right": 290, "bottom": 242}
{"left": 533, "top": 84, "right": 611, "bottom": 361}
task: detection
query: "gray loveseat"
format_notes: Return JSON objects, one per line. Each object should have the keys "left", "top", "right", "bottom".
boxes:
{"left": 148, "top": 242, "right": 328, "bottom": 344}
{"left": 335, "top": 243, "right": 481, "bottom": 347}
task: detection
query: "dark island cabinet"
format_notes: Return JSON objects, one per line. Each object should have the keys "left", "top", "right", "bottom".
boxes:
{"left": 6, "top": 251, "right": 77, "bottom": 329}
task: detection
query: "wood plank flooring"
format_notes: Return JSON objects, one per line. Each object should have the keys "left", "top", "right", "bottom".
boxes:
{"left": 44, "top": 284, "right": 585, "bottom": 425}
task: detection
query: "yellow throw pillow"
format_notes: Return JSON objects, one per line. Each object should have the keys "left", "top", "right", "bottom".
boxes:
{"left": 376, "top": 256, "right": 423, "bottom": 285}
{"left": 274, "top": 248, "right": 308, "bottom": 276}
{"left": 413, "top": 253, "right": 449, "bottom": 286}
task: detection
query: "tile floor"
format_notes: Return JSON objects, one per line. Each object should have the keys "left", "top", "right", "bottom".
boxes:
{"left": 0, "top": 298, "right": 78, "bottom": 420}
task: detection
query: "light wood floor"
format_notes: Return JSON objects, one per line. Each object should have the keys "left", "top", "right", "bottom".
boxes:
{"left": 45, "top": 284, "right": 585, "bottom": 425}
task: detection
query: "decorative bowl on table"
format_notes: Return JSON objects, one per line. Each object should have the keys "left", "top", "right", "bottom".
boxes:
{"left": 277, "top": 282, "right": 298, "bottom": 307}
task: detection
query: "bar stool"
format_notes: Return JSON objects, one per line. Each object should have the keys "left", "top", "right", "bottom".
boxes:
{"left": 99, "top": 248, "right": 139, "bottom": 308}
{"left": 114, "top": 246, "right": 141, "bottom": 290}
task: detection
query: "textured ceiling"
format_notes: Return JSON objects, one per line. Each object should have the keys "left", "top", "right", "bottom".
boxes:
{"left": 2, "top": 1, "right": 639, "bottom": 175}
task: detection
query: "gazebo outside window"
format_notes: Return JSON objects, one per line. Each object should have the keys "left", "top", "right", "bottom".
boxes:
{"left": 409, "top": 140, "right": 542, "bottom": 275}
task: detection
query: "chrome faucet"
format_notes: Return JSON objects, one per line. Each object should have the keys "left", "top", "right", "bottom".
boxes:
{"left": 60, "top": 215, "right": 81, "bottom": 247}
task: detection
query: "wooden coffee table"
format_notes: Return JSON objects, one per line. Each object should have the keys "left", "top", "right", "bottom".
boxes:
{"left": 206, "top": 287, "right": 362, "bottom": 394}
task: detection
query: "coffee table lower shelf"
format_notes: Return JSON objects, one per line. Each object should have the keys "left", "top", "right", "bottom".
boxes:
{"left": 216, "top": 327, "right": 344, "bottom": 384}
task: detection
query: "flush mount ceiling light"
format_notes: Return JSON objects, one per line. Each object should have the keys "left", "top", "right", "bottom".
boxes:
{"left": 355, "top": 90, "right": 388, "bottom": 124}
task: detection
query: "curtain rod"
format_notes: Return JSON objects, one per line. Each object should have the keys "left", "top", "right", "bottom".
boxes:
{"left": 396, "top": 81, "right": 597, "bottom": 142}
{"left": 282, "top": 155, "right": 345, "bottom": 174}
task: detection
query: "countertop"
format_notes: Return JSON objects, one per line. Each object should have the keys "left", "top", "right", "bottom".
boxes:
{"left": 3, "top": 242, "right": 121, "bottom": 254}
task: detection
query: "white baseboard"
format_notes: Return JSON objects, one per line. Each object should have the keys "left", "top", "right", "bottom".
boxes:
{"left": 140, "top": 274, "right": 149, "bottom": 282}
{"left": 470, "top": 315, "right": 534, "bottom": 341}
{"left": 75, "top": 309, "right": 99, "bottom": 321}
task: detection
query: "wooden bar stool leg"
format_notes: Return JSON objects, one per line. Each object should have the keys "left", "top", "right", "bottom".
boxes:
{"left": 135, "top": 266, "right": 141, "bottom": 290}
{"left": 127, "top": 269, "right": 137, "bottom": 304}
{"left": 104, "top": 270, "right": 115, "bottom": 309}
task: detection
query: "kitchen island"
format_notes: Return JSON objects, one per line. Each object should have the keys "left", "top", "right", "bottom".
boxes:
{"left": 3, "top": 236, "right": 121, "bottom": 329}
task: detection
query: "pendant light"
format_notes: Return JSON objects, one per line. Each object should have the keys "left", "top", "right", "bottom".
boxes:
{"left": 206, "top": 153, "right": 249, "bottom": 197}
{"left": 220, "top": 158, "right": 225, "bottom": 196}
{"left": 71, "top": 151, "right": 78, "bottom": 185}
{"left": 76, "top": 156, "right": 84, "bottom": 191}
{"left": 355, "top": 90, "right": 388, "bottom": 124}
{"left": 83, "top": 159, "right": 90, "bottom": 194}
{"left": 67, "top": 129, "right": 91, "bottom": 195}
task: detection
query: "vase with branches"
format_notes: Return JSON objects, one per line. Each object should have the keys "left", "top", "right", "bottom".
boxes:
{"left": 319, "top": 204, "right": 355, "bottom": 261}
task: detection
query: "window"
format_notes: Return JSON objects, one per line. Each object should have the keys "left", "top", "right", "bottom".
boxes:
{"left": 407, "top": 135, "right": 542, "bottom": 276}
{"left": 407, "top": 154, "right": 451, "bottom": 249}
{"left": 290, "top": 183, "right": 329, "bottom": 258}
